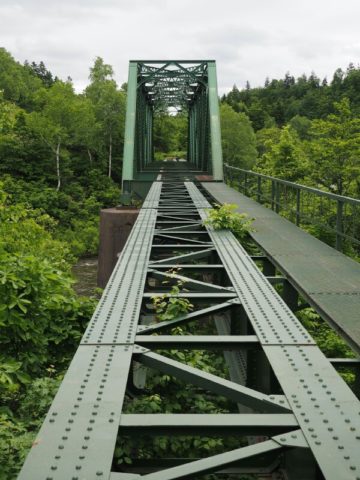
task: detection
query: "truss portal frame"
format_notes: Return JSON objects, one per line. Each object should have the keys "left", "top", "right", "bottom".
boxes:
{"left": 122, "top": 60, "right": 223, "bottom": 194}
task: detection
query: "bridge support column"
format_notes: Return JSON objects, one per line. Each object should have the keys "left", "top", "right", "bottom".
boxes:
{"left": 97, "top": 207, "right": 139, "bottom": 288}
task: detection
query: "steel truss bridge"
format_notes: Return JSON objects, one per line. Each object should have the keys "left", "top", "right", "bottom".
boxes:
{"left": 19, "top": 61, "right": 360, "bottom": 480}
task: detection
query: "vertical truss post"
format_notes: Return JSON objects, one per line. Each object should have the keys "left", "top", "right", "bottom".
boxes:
{"left": 122, "top": 61, "right": 138, "bottom": 196}
{"left": 208, "top": 61, "right": 223, "bottom": 180}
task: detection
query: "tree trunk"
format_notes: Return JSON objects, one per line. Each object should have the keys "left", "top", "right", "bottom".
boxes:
{"left": 108, "top": 133, "right": 112, "bottom": 178}
{"left": 87, "top": 148, "right": 93, "bottom": 165}
{"left": 56, "top": 141, "right": 61, "bottom": 191}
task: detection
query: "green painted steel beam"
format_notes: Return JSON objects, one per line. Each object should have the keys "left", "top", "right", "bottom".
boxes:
{"left": 207, "top": 61, "right": 223, "bottom": 180}
{"left": 138, "top": 436, "right": 285, "bottom": 480}
{"left": 135, "top": 335, "right": 260, "bottom": 349}
{"left": 148, "top": 269, "right": 233, "bottom": 293}
{"left": 149, "top": 247, "right": 216, "bottom": 265}
{"left": 137, "top": 300, "right": 239, "bottom": 334}
{"left": 122, "top": 61, "right": 138, "bottom": 189}
{"left": 135, "top": 349, "right": 290, "bottom": 413}
{"left": 119, "top": 413, "right": 298, "bottom": 436}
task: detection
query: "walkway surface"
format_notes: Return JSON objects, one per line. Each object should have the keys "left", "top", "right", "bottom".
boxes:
{"left": 202, "top": 182, "right": 360, "bottom": 354}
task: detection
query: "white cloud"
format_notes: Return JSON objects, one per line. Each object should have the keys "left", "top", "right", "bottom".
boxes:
{"left": 0, "top": 0, "right": 359, "bottom": 94}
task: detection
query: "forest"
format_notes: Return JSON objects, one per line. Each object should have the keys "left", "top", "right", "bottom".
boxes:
{"left": 0, "top": 48, "right": 359, "bottom": 478}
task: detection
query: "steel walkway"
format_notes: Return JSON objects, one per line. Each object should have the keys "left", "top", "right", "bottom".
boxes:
{"left": 203, "top": 181, "right": 360, "bottom": 355}
{"left": 19, "top": 180, "right": 360, "bottom": 480}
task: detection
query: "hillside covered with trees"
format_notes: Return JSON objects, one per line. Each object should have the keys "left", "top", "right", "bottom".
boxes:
{"left": 221, "top": 65, "right": 360, "bottom": 197}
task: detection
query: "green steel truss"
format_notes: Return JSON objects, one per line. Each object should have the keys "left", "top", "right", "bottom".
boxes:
{"left": 18, "top": 173, "right": 360, "bottom": 480}
{"left": 122, "top": 61, "right": 223, "bottom": 195}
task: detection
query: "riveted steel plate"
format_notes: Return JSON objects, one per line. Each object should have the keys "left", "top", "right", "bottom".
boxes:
{"left": 185, "top": 181, "right": 212, "bottom": 208}
{"left": 18, "top": 345, "right": 132, "bottom": 480}
{"left": 264, "top": 345, "right": 360, "bottom": 480}
{"left": 142, "top": 181, "right": 162, "bottom": 208}
{"left": 81, "top": 208, "right": 157, "bottom": 345}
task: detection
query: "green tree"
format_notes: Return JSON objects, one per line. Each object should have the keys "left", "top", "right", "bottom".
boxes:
{"left": 0, "top": 48, "right": 42, "bottom": 109}
{"left": 85, "top": 57, "right": 126, "bottom": 177}
{"left": 261, "top": 125, "right": 309, "bottom": 181}
{"left": 153, "top": 113, "right": 187, "bottom": 157}
{"left": 220, "top": 104, "right": 257, "bottom": 169}
{"left": 27, "top": 81, "right": 78, "bottom": 190}
{"left": 24, "top": 60, "right": 57, "bottom": 88}
{"left": 308, "top": 98, "right": 360, "bottom": 195}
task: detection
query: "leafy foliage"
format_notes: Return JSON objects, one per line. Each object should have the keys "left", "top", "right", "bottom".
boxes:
{"left": 220, "top": 103, "right": 257, "bottom": 169}
{"left": 152, "top": 271, "right": 194, "bottom": 321}
{"left": 204, "top": 203, "right": 254, "bottom": 241}
{"left": 0, "top": 180, "right": 97, "bottom": 478}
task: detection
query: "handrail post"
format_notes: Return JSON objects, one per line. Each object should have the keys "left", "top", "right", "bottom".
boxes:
{"left": 296, "top": 189, "right": 301, "bottom": 226}
{"left": 336, "top": 200, "right": 344, "bottom": 251}
{"left": 271, "top": 180, "right": 275, "bottom": 210}
{"left": 244, "top": 171, "right": 248, "bottom": 196}
{"left": 275, "top": 181, "right": 280, "bottom": 213}
{"left": 257, "top": 176, "right": 261, "bottom": 203}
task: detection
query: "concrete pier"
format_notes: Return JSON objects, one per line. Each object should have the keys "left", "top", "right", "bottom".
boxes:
{"left": 97, "top": 207, "right": 139, "bottom": 288}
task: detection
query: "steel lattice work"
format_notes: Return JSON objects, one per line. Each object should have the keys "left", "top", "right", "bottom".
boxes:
{"left": 122, "top": 60, "right": 223, "bottom": 199}
{"left": 18, "top": 178, "right": 360, "bottom": 480}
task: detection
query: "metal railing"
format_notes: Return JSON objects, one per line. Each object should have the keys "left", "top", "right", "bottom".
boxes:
{"left": 224, "top": 164, "right": 360, "bottom": 255}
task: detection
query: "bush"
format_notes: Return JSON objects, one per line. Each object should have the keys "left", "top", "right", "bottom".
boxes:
{"left": 204, "top": 203, "right": 254, "bottom": 241}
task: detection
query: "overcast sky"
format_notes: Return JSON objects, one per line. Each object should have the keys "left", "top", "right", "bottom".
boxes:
{"left": 1, "top": 0, "right": 360, "bottom": 94}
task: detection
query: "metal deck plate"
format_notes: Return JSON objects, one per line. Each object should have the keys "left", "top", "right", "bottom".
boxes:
{"left": 18, "top": 345, "right": 132, "bottom": 480}
{"left": 141, "top": 181, "right": 162, "bottom": 208}
{"left": 264, "top": 345, "right": 360, "bottom": 479}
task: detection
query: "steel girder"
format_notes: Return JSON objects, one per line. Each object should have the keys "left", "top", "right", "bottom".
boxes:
{"left": 18, "top": 178, "right": 360, "bottom": 480}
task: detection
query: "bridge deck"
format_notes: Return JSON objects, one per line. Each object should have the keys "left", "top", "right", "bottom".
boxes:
{"left": 202, "top": 181, "right": 360, "bottom": 354}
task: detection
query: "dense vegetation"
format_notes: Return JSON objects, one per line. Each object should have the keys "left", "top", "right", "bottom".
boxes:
{"left": 0, "top": 48, "right": 359, "bottom": 478}
{"left": 221, "top": 65, "right": 360, "bottom": 197}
